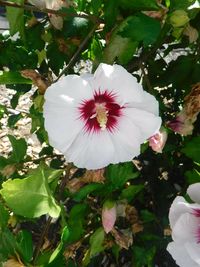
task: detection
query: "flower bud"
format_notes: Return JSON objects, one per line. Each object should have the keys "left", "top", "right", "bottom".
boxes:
{"left": 102, "top": 200, "right": 117, "bottom": 234}
{"left": 149, "top": 129, "right": 168, "bottom": 153}
{"left": 169, "top": 10, "right": 189, "bottom": 28}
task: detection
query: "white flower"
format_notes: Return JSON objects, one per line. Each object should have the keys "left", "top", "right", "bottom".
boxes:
{"left": 167, "top": 183, "right": 200, "bottom": 267}
{"left": 43, "top": 63, "right": 161, "bottom": 169}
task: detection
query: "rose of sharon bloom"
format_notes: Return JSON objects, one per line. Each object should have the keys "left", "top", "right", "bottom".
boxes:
{"left": 43, "top": 63, "right": 161, "bottom": 169}
{"left": 102, "top": 201, "right": 117, "bottom": 234}
{"left": 148, "top": 128, "right": 167, "bottom": 153}
{"left": 167, "top": 183, "right": 200, "bottom": 267}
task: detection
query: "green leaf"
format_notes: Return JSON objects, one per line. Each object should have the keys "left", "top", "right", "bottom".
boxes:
{"left": 8, "top": 114, "right": 22, "bottom": 128}
{"left": 132, "top": 246, "right": 156, "bottom": 267}
{"left": 8, "top": 135, "right": 27, "bottom": 163}
{"left": 103, "top": 17, "right": 139, "bottom": 64}
{"left": 120, "top": 185, "right": 144, "bottom": 202}
{"left": 49, "top": 226, "right": 69, "bottom": 264}
{"left": 0, "top": 202, "right": 9, "bottom": 230}
{"left": 119, "top": 13, "right": 161, "bottom": 46}
{"left": 17, "top": 230, "right": 33, "bottom": 263}
{"left": 119, "top": 0, "right": 159, "bottom": 10}
{"left": 6, "top": 0, "right": 24, "bottom": 37}
{"left": 106, "top": 162, "right": 139, "bottom": 189}
{"left": 0, "top": 71, "right": 32, "bottom": 85}
{"left": 73, "top": 183, "right": 105, "bottom": 201}
{"left": 0, "top": 165, "right": 61, "bottom": 218}
{"left": 66, "top": 204, "right": 88, "bottom": 244}
{"left": 185, "top": 169, "right": 200, "bottom": 184}
{"left": 68, "top": 203, "right": 88, "bottom": 224}
{"left": 170, "top": 0, "right": 196, "bottom": 10}
{"left": 89, "top": 228, "right": 105, "bottom": 258}
{"left": 103, "top": 0, "right": 119, "bottom": 31}
{"left": 140, "top": 210, "right": 156, "bottom": 223}
{"left": 0, "top": 229, "right": 20, "bottom": 259}
{"left": 181, "top": 137, "right": 200, "bottom": 163}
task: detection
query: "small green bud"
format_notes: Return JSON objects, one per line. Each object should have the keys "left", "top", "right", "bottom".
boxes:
{"left": 169, "top": 10, "right": 189, "bottom": 28}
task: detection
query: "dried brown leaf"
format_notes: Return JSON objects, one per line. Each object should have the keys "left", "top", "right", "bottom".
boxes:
{"left": 21, "top": 69, "right": 50, "bottom": 94}
{"left": 111, "top": 228, "right": 133, "bottom": 249}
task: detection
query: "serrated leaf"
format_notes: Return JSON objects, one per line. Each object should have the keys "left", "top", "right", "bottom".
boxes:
{"left": 106, "top": 162, "right": 139, "bottom": 189}
{"left": 119, "top": 13, "right": 161, "bottom": 46}
{"left": 6, "top": 0, "right": 25, "bottom": 37}
{"left": 181, "top": 137, "right": 200, "bottom": 163}
{"left": 120, "top": 185, "right": 144, "bottom": 202}
{"left": 0, "top": 71, "right": 32, "bottom": 85}
{"left": 73, "top": 183, "right": 105, "bottom": 201}
{"left": 8, "top": 135, "right": 27, "bottom": 163}
{"left": 89, "top": 228, "right": 105, "bottom": 258}
{"left": 0, "top": 165, "right": 61, "bottom": 218}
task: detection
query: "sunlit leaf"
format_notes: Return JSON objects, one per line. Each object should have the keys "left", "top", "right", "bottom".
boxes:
{"left": 0, "top": 165, "right": 61, "bottom": 218}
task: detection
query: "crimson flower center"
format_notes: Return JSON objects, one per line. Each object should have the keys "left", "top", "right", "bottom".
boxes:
{"left": 79, "top": 90, "right": 123, "bottom": 133}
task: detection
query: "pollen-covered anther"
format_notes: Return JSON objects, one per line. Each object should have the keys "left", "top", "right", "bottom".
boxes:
{"left": 95, "top": 104, "right": 109, "bottom": 130}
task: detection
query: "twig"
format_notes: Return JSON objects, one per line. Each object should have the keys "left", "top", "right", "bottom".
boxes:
{"left": 54, "top": 24, "right": 98, "bottom": 82}
{"left": 33, "top": 216, "right": 52, "bottom": 264}
{"left": 58, "top": 163, "right": 73, "bottom": 199}
{"left": 139, "top": 61, "right": 154, "bottom": 94}
{"left": 0, "top": 0, "right": 101, "bottom": 23}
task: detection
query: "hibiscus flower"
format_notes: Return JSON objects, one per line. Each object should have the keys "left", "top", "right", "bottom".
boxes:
{"left": 43, "top": 63, "right": 161, "bottom": 169}
{"left": 167, "top": 183, "right": 200, "bottom": 267}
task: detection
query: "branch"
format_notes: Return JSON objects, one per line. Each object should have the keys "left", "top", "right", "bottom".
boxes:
{"left": 0, "top": 0, "right": 101, "bottom": 23}
{"left": 139, "top": 61, "right": 154, "bottom": 94}
{"left": 55, "top": 23, "right": 98, "bottom": 81}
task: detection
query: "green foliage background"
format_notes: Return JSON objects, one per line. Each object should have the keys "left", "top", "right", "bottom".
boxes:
{"left": 0, "top": 0, "right": 200, "bottom": 266}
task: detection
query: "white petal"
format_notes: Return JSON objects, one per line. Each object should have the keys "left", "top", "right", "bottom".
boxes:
{"left": 172, "top": 212, "right": 199, "bottom": 243}
{"left": 65, "top": 130, "right": 116, "bottom": 170}
{"left": 93, "top": 63, "right": 143, "bottom": 104}
{"left": 185, "top": 242, "right": 200, "bottom": 265}
{"left": 43, "top": 104, "right": 83, "bottom": 152}
{"left": 130, "top": 90, "right": 160, "bottom": 115}
{"left": 169, "top": 196, "right": 191, "bottom": 228}
{"left": 109, "top": 116, "right": 142, "bottom": 163}
{"left": 44, "top": 75, "right": 93, "bottom": 106}
{"left": 64, "top": 114, "right": 143, "bottom": 169}
{"left": 123, "top": 108, "right": 161, "bottom": 140}
{"left": 43, "top": 75, "right": 93, "bottom": 152}
{"left": 167, "top": 242, "right": 199, "bottom": 267}
{"left": 187, "top": 183, "right": 200, "bottom": 204}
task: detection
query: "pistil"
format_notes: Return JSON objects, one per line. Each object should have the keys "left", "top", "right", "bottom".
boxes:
{"left": 95, "top": 103, "right": 108, "bottom": 130}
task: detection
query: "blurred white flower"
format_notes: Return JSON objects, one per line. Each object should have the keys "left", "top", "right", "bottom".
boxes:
{"left": 43, "top": 63, "right": 161, "bottom": 169}
{"left": 28, "top": 0, "right": 73, "bottom": 29}
{"left": 167, "top": 183, "right": 200, "bottom": 267}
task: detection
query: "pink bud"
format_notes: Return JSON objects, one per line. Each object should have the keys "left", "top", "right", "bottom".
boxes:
{"left": 149, "top": 129, "right": 167, "bottom": 153}
{"left": 102, "top": 201, "right": 117, "bottom": 234}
